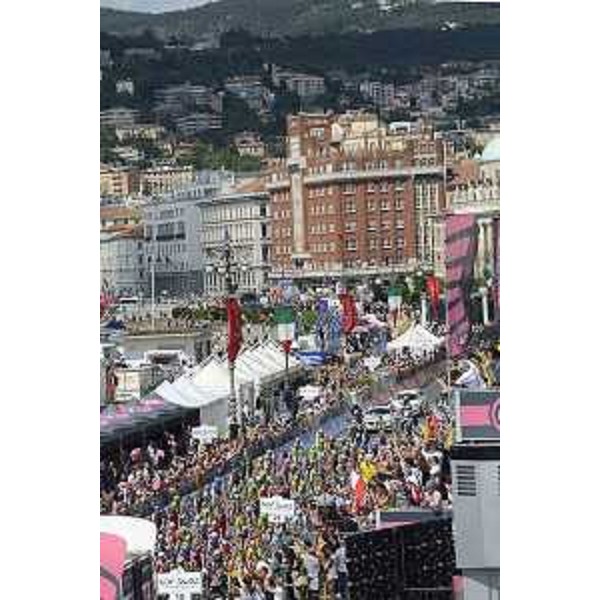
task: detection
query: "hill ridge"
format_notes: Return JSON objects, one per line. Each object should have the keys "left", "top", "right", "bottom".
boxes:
{"left": 100, "top": 1, "right": 500, "bottom": 40}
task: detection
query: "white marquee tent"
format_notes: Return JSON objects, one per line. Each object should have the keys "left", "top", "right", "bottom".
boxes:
{"left": 386, "top": 323, "right": 444, "bottom": 356}
{"left": 154, "top": 341, "right": 302, "bottom": 431}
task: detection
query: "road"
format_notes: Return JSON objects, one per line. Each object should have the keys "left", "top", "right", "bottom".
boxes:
{"left": 276, "top": 371, "right": 445, "bottom": 455}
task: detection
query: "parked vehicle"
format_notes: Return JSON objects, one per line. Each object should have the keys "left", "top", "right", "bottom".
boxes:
{"left": 364, "top": 405, "right": 394, "bottom": 432}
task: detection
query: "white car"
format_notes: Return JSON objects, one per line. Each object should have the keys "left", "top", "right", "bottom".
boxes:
{"left": 391, "top": 389, "right": 422, "bottom": 412}
{"left": 364, "top": 405, "right": 394, "bottom": 432}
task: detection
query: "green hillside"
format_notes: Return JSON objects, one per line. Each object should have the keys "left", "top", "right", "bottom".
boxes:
{"left": 100, "top": 1, "right": 500, "bottom": 40}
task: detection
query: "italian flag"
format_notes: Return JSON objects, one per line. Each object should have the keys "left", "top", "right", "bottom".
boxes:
{"left": 274, "top": 306, "right": 296, "bottom": 343}
{"left": 388, "top": 286, "right": 402, "bottom": 311}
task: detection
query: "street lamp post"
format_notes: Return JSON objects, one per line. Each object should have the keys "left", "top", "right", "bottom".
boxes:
{"left": 206, "top": 230, "right": 251, "bottom": 440}
{"left": 479, "top": 285, "right": 490, "bottom": 326}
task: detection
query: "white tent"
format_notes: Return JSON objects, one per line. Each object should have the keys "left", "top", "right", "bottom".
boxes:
{"left": 387, "top": 323, "right": 444, "bottom": 356}
{"left": 100, "top": 516, "right": 157, "bottom": 556}
{"left": 154, "top": 341, "right": 303, "bottom": 429}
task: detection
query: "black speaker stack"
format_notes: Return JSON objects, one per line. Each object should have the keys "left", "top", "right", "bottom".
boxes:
{"left": 346, "top": 516, "right": 455, "bottom": 600}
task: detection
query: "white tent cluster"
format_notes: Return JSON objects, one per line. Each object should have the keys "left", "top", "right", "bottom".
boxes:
{"left": 155, "top": 341, "right": 302, "bottom": 432}
{"left": 386, "top": 323, "right": 444, "bottom": 357}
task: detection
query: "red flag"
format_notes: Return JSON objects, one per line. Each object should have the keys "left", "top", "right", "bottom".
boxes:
{"left": 426, "top": 276, "right": 441, "bottom": 320}
{"left": 350, "top": 470, "right": 366, "bottom": 512}
{"left": 226, "top": 297, "right": 243, "bottom": 363}
{"left": 340, "top": 293, "right": 357, "bottom": 334}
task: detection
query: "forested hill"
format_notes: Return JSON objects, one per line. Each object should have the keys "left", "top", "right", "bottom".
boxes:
{"left": 100, "top": 0, "right": 500, "bottom": 40}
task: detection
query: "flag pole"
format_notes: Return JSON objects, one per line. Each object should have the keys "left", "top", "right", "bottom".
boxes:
{"left": 224, "top": 228, "right": 240, "bottom": 440}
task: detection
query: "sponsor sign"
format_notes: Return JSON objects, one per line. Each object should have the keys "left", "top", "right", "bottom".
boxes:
{"left": 191, "top": 425, "right": 219, "bottom": 445}
{"left": 259, "top": 496, "right": 296, "bottom": 524}
{"left": 157, "top": 571, "right": 202, "bottom": 599}
{"left": 454, "top": 389, "right": 500, "bottom": 442}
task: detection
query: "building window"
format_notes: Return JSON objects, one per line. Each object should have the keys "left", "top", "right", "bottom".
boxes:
{"left": 395, "top": 198, "right": 404, "bottom": 210}
{"left": 381, "top": 199, "right": 390, "bottom": 211}
{"left": 369, "top": 238, "right": 378, "bottom": 250}
{"left": 367, "top": 182, "right": 376, "bottom": 193}
{"left": 367, "top": 199, "right": 377, "bottom": 212}
{"left": 382, "top": 238, "right": 391, "bottom": 249}
{"left": 329, "top": 223, "right": 336, "bottom": 233}
{"left": 345, "top": 200, "right": 356, "bottom": 213}
{"left": 345, "top": 238, "right": 357, "bottom": 251}
{"left": 367, "top": 220, "right": 377, "bottom": 232}
{"left": 342, "top": 183, "right": 356, "bottom": 194}
{"left": 345, "top": 221, "right": 356, "bottom": 233}
{"left": 380, "top": 182, "right": 389, "bottom": 193}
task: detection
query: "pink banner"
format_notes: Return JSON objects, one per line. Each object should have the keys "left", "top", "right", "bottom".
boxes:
{"left": 445, "top": 214, "right": 477, "bottom": 358}
{"left": 100, "top": 533, "right": 127, "bottom": 600}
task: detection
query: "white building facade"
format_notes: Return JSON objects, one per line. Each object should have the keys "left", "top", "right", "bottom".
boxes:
{"left": 141, "top": 171, "right": 235, "bottom": 298}
{"left": 199, "top": 182, "right": 271, "bottom": 298}
{"left": 100, "top": 229, "right": 145, "bottom": 296}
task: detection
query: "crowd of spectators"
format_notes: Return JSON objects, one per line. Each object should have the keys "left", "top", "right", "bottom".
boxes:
{"left": 101, "top": 345, "right": 451, "bottom": 599}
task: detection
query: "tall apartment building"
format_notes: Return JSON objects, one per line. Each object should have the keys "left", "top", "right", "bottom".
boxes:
{"left": 265, "top": 111, "right": 448, "bottom": 281}
{"left": 199, "top": 178, "right": 271, "bottom": 298}
{"left": 140, "top": 170, "right": 235, "bottom": 297}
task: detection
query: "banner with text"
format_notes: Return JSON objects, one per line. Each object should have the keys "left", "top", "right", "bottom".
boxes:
{"left": 259, "top": 496, "right": 296, "bottom": 524}
{"left": 454, "top": 389, "right": 500, "bottom": 442}
{"left": 157, "top": 571, "right": 203, "bottom": 599}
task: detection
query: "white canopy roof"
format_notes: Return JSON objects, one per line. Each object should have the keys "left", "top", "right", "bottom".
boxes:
{"left": 387, "top": 323, "right": 444, "bottom": 355}
{"left": 100, "top": 516, "right": 157, "bottom": 556}
{"left": 155, "top": 341, "right": 302, "bottom": 409}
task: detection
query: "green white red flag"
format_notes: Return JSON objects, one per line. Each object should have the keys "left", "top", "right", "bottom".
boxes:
{"left": 274, "top": 306, "right": 296, "bottom": 343}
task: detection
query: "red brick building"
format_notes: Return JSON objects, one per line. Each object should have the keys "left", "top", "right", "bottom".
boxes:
{"left": 265, "top": 111, "right": 449, "bottom": 281}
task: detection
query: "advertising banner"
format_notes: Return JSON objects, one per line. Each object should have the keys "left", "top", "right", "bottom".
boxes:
{"left": 445, "top": 214, "right": 478, "bottom": 358}
{"left": 454, "top": 389, "right": 500, "bottom": 442}
{"left": 191, "top": 425, "right": 219, "bottom": 445}
{"left": 157, "top": 571, "right": 203, "bottom": 599}
{"left": 259, "top": 496, "right": 296, "bottom": 524}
